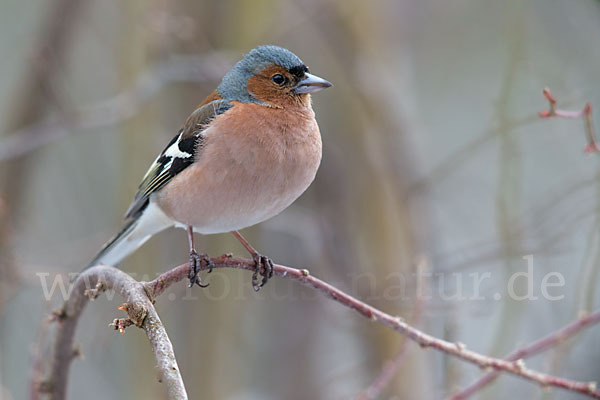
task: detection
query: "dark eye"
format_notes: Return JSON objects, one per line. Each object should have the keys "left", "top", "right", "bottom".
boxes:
{"left": 272, "top": 74, "right": 286, "bottom": 85}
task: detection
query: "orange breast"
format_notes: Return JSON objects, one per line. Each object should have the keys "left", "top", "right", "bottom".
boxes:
{"left": 155, "top": 102, "right": 322, "bottom": 233}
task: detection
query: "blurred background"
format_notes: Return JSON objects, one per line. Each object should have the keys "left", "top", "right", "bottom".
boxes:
{"left": 1, "top": 0, "right": 600, "bottom": 399}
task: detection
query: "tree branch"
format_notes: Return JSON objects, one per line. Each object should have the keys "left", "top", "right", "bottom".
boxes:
{"left": 355, "top": 257, "right": 428, "bottom": 400}
{"left": 43, "top": 257, "right": 600, "bottom": 399}
{"left": 41, "top": 266, "right": 187, "bottom": 400}
{"left": 539, "top": 88, "right": 599, "bottom": 153}
{"left": 145, "top": 256, "right": 600, "bottom": 399}
{"left": 448, "top": 309, "right": 600, "bottom": 400}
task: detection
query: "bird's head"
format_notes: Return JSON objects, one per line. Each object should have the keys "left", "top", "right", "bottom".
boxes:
{"left": 217, "top": 45, "right": 332, "bottom": 108}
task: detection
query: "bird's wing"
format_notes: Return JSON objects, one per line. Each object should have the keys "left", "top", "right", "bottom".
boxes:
{"left": 124, "top": 99, "right": 232, "bottom": 219}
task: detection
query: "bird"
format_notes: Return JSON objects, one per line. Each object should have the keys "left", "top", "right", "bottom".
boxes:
{"left": 86, "top": 45, "right": 332, "bottom": 291}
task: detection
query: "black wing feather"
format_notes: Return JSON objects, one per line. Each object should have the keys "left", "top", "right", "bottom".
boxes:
{"left": 124, "top": 99, "right": 231, "bottom": 219}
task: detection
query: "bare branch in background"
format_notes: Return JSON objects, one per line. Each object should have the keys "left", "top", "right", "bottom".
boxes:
{"left": 448, "top": 309, "right": 600, "bottom": 400}
{"left": 539, "top": 88, "right": 599, "bottom": 153}
{"left": 0, "top": 196, "right": 19, "bottom": 313}
{"left": 0, "top": 53, "right": 233, "bottom": 162}
{"left": 40, "top": 258, "right": 600, "bottom": 400}
{"left": 355, "top": 257, "right": 429, "bottom": 400}
{"left": 28, "top": 305, "right": 53, "bottom": 400}
{"left": 1, "top": 0, "right": 86, "bottom": 346}
{"left": 1, "top": 0, "right": 87, "bottom": 210}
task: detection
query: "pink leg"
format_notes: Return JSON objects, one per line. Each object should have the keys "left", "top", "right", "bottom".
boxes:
{"left": 231, "top": 230, "right": 274, "bottom": 291}
{"left": 187, "top": 226, "right": 212, "bottom": 288}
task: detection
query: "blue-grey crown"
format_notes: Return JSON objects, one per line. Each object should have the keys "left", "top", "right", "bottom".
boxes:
{"left": 217, "top": 45, "right": 305, "bottom": 104}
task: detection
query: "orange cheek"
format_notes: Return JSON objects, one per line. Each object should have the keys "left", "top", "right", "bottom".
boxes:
{"left": 247, "top": 75, "right": 277, "bottom": 103}
{"left": 246, "top": 65, "right": 292, "bottom": 104}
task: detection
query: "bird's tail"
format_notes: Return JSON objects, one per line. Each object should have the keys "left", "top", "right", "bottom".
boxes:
{"left": 86, "top": 202, "right": 174, "bottom": 270}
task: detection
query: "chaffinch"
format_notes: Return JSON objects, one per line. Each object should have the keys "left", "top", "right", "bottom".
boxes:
{"left": 87, "top": 45, "right": 332, "bottom": 291}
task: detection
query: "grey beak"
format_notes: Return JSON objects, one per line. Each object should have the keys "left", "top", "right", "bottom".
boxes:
{"left": 294, "top": 72, "right": 333, "bottom": 94}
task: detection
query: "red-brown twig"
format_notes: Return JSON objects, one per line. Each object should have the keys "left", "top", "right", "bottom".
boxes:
{"left": 355, "top": 257, "right": 428, "bottom": 400}
{"left": 145, "top": 256, "right": 600, "bottom": 399}
{"left": 448, "top": 309, "right": 600, "bottom": 400}
{"left": 44, "top": 257, "right": 600, "bottom": 400}
{"left": 539, "top": 88, "right": 599, "bottom": 153}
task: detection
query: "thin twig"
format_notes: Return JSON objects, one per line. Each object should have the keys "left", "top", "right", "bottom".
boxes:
{"left": 144, "top": 256, "right": 600, "bottom": 399}
{"left": 355, "top": 257, "right": 428, "bottom": 400}
{"left": 539, "top": 88, "right": 599, "bottom": 153}
{"left": 448, "top": 309, "right": 600, "bottom": 400}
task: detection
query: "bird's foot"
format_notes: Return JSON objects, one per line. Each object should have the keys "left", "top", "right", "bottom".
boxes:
{"left": 251, "top": 253, "right": 274, "bottom": 292}
{"left": 188, "top": 250, "right": 213, "bottom": 288}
